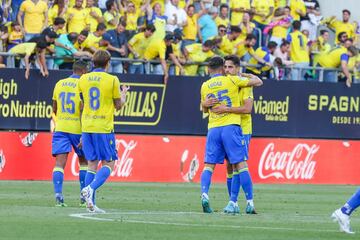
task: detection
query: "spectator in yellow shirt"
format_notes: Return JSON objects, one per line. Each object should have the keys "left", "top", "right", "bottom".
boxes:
{"left": 103, "top": 0, "right": 121, "bottom": 31}
{"left": 44, "top": 17, "right": 66, "bottom": 35}
{"left": 48, "top": 0, "right": 69, "bottom": 28}
{"left": 82, "top": 23, "right": 107, "bottom": 53}
{"left": 146, "top": 2, "right": 167, "bottom": 41}
{"left": 218, "top": 26, "right": 241, "bottom": 56}
{"left": 217, "top": 24, "right": 227, "bottom": 38}
{"left": 183, "top": 40, "right": 214, "bottom": 76}
{"left": 323, "top": 9, "right": 356, "bottom": 45}
{"left": 215, "top": 4, "right": 230, "bottom": 28}
{"left": 122, "top": 1, "right": 146, "bottom": 39}
{"left": 182, "top": 4, "right": 198, "bottom": 49}
{"left": 144, "top": 33, "right": 174, "bottom": 84}
{"left": 251, "top": 0, "right": 274, "bottom": 47}
{"left": 17, "top": 0, "right": 48, "bottom": 41}
{"left": 286, "top": 21, "right": 309, "bottom": 80}
{"left": 238, "top": 12, "right": 255, "bottom": 41}
{"left": 229, "top": 0, "right": 250, "bottom": 27}
{"left": 85, "top": 0, "right": 103, "bottom": 33}
{"left": 127, "top": 24, "right": 156, "bottom": 74}
{"left": 74, "top": 29, "right": 89, "bottom": 50}
{"left": 289, "top": 0, "right": 306, "bottom": 21}
{"left": 8, "top": 21, "right": 23, "bottom": 50}
{"left": 67, "top": 0, "right": 88, "bottom": 34}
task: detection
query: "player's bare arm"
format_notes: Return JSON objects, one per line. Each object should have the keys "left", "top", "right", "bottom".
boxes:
{"left": 211, "top": 98, "right": 253, "bottom": 114}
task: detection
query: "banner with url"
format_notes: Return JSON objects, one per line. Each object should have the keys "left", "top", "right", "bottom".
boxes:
{"left": 0, "top": 132, "right": 359, "bottom": 184}
{"left": 0, "top": 69, "right": 359, "bottom": 139}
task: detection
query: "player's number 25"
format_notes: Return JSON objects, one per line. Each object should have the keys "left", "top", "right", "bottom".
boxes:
{"left": 89, "top": 87, "right": 100, "bottom": 110}
{"left": 207, "top": 90, "right": 232, "bottom": 107}
{"left": 59, "top": 92, "right": 75, "bottom": 114}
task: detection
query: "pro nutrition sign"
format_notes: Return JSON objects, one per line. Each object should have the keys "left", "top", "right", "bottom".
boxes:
{"left": 0, "top": 69, "right": 359, "bottom": 139}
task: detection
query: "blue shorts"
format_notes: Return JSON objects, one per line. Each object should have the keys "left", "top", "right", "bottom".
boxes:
{"left": 52, "top": 131, "right": 84, "bottom": 157}
{"left": 82, "top": 133, "right": 118, "bottom": 161}
{"left": 205, "top": 125, "right": 245, "bottom": 165}
{"left": 244, "top": 134, "right": 251, "bottom": 161}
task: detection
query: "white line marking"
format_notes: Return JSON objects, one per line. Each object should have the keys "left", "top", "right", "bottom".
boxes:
{"left": 69, "top": 211, "right": 339, "bottom": 233}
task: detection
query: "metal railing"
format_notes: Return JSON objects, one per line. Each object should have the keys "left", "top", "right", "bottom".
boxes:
{"left": 0, "top": 52, "right": 350, "bottom": 82}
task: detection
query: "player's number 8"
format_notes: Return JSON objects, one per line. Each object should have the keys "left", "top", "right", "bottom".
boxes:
{"left": 89, "top": 87, "right": 100, "bottom": 110}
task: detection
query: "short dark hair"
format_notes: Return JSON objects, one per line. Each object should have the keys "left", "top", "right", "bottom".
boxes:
{"left": 54, "top": 17, "right": 66, "bottom": 25}
{"left": 230, "top": 25, "right": 241, "bottom": 33}
{"left": 224, "top": 55, "right": 240, "bottom": 67}
{"left": 208, "top": 56, "right": 224, "bottom": 70}
{"left": 118, "top": 20, "right": 127, "bottom": 28}
{"left": 293, "top": 20, "right": 301, "bottom": 30}
{"left": 187, "top": 4, "right": 195, "bottom": 10}
{"left": 145, "top": 24, "right": 156, "bottom": 32}
{"left": 220, "top": 4, "right": 229, "bottom": 10}
{"left": 11, "top": 21, "right": 20, "bottom": 27}
{"left": 280, "top": 40, "right": 290, "bottom": 47}
{"left": 320, "top": 29, "right": 328, "bottom": 36}
{"left": 343, "top": 9, "right": 351, "bottom": 15}
{"left": 106, "top": 0, "right": 115, "bottom": 11}
{"left": 218, "top": 24, "right": 226, "bottom": 30}
{"left": 245, "top": 33, "right": 257, "bottom": 41}
{"left": 68, "top": 32, "right": 79, "bottom": 43}
{"left": 73, "top": 60, "right": 89, "bottom": 73}
{"left": 96, "top": 23, "right": 107, "bottom": 31}
{"left": 80, "top": 30, "right": 89, "bottom": 37}
{"left": 46, "top": 31, "right": 58, "bottom": 39}
{"left": 337, "top": 31, "right": 347, "bottom": 42}
{"left": 92, "top": 50, "right": 111, "bottom": 68}
{"left": 203, "top": 39, "right": 213, "bottom": 48}
{"left": 267, "top": 41, "right": 278, "bottom": 49}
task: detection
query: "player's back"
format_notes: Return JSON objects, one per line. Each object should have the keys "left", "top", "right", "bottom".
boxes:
{"left": 201, "top": 75, "right": 249, "bottom": 129}
{"left": 53, "top": 75, "right": 82, "bottom": 134}
{"left": 78, "top": 69, "right": 120, "bottom": 133}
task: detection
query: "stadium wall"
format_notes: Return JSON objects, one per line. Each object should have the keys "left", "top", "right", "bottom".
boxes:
{"left": 0, "top": 132, "right": 359, "bottom": 184}
{"left": 0, "top": 69, "right": 359, "bottom": 139}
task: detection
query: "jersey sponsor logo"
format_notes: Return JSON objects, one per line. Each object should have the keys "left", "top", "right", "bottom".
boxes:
{"left": 180, "top": 149, "right": 200, "bottom": 182}
{"left": 258, "top": 143, "right": 318, "bottom": 180}
{"left": 0, "top": 149, "right": 5, "bottom": 173}
{"left": 114, "top": 83, "right": 166, "bottom": 126}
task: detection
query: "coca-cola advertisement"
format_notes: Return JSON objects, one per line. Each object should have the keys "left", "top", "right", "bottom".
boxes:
{"left": 0, "top": 132, "right": 359, "bottom": 184}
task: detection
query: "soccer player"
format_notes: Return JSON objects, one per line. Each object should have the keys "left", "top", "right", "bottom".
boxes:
{"left": 80, "top": 50, "right": 128, "bottom": 213}
{"left": 51, "top": 60, "right": 89, "bottom": 207}
{"left": 200, "top": 56, "right": 263, "bottom": 214}
{"left": 332, "top": 189, "right": 360, "bottom": 234}
{"left": 211, "top": 55, "right": 257, "bottom": 214}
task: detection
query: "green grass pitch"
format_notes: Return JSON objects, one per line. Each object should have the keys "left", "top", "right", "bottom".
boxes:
{"left": 0, "top": 181, "right": 359, "bottom": 240}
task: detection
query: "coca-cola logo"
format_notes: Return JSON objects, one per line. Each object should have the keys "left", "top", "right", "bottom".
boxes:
{"left": 258, "top": 143, "right": 319, "bottom": 180}
{"left": 0, "top": 149, "right": 5, "bottom": 172}
{"left": 71, "top": 139, "right": 136, "bottom": 178}
{"left": 18, "top": 132, "right": 38, "bottom": 147}
{"left": 180, "top": 150, "right": 200, "bottom": 182}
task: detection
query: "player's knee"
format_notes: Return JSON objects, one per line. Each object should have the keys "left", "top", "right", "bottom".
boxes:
{"left": 239, "top": 161, "right": 248, "bottom": 170}
{"left": 78, "top": 156, "right": 87, "bottom": 166}
{"left": 55, "top": 154, "right": 68, "bottom": 169}
{"left": 102, "top": 160, "right": 115, "bottom": 171}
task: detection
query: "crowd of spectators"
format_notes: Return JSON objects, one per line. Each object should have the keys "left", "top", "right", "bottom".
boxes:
{"left": 0, "top": 0, "right": 359, "bottom": 85}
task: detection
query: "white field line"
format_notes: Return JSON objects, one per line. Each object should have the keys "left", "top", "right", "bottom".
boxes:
{"left": 69, "top": 211, "right": 340, "bottom": 233}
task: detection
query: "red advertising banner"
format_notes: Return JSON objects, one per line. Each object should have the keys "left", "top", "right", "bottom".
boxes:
{"left": 0, "top": 132, "right": 359, "bottom": 184}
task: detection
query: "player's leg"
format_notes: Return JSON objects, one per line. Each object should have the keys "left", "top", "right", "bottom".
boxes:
{"left": 69, "top": 133, "right": 88, "bottom": 206}
{"left": 332, "top": 188, "right": 360, "bottom": 234}
{"left": 201, "top": 127, "right": 225, "bottom": 213}
{"left": 222, "top": 125, "right": 245, "bottom": 214}
{"left": 51, "top": 132, "right": 72, "bottom": 207}
{"left": 225, "top": 160, "right": 232, "bottom": 197}
{"left": 241, "top": 134, "right": 255, "bottom": 214}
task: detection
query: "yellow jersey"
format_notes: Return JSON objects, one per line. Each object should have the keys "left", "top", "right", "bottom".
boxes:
{"left": 239, "top": 87, "right": 253, "bottom": 135}
{"left": 328, "top": 20, "right": 356, "bottom": 44}
{"left": 183, "top": 14, "right": 198, "bottom": 40}
{"left": 236, "top": 44, "right": 255, "bottom": 59}
{"left": 219, "top": 35, "right": 236, "bottom": 55}
{"left": 144, "top": 38, "right": 166, "bottom": 60}
{"left": 78, "top": 69, "right": 121, "bottom": 133}
{"left": 9, "top": 42, "right": 36, "bottom": 55}
{"left": 128, "top": 32, "right": 151, "bottom": 58}
{"left": 287, "top": 31, "right": 309, "bottom": 63}
{"left": 246, "top": 46, "right": 272, "bottom": 74}
{"left": 52, "top": 75, "right": 82, "bottom": 134}
{"left": 67, "top": 7, "right": 88, "bottom": 34}
{"left": 124, "top": 11, "right": 140, "bottom": 31}
{"left": 48, "top": 5, "right": 68, "bottom": 27}
{"left": 82, "top": 33, "right": 102, "bottom": 51}
{"left": 184, "top": 43, "right": 214, "bottom": 75}
{"left": 19, "top": 0, "right": 48, "bottom": 34}
{"left": 201, "top": 74, "right": 250, "bottom": 129}
{"left": 251, "top": 0, "right": 274, "bottom": 25}
{"left": 238, "top": 22, "right": 255, "bottom": 41}
{"left": 272, "top": 24, "right": 288, "bottom": 38}
{"left": 318, "top": 46, "right": 349, "bottom": 68}
{"left": 215, "top": 16, "right": 230, "bottom": 28}
{"left": 274, "top": 0, "right": 287, "bottom": 9}
{"left": 85, "top": 7, "right": 103, "bottom": 33}
{"left": 9, "top": 31, "right": 23, "bottom": 42}
{"left": 103, "top": 11, "right": 121, "bottom": 31}
{"left": 229, "top": 0, "right": 251, "bottom": 26}
{"left": 289, "top": 0, "right": 306, "bottom": 21}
